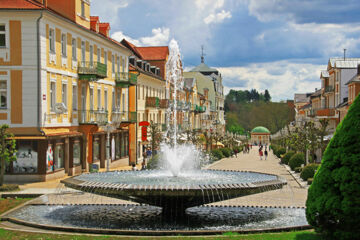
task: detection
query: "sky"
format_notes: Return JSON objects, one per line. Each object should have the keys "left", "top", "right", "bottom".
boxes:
{"left": 91, "top": 0, "right": 360, "bottom": 101}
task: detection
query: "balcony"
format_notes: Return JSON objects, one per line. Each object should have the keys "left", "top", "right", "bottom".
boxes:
{"left": 324, "top": 85, "right": 334, "bottom": 94}
{"left": 159, "top": 99, "right": 169, "bottom": 109}
{"left": 78, "top": 61, "right": 107, "bottom": 81}
{"left": 316, "top": 108, "right": 336, "bottom": 117}
{"left": 111, "top": 111, "right": 130, "bottom": 123}
{"left": 115, "top": 72, "right": 129, "bottom": 87}
{"left": 146, "top": 97, "right": 160, "bottom": 108}
{"left": 78, "top": 110, "right": 108, "bottom": 125}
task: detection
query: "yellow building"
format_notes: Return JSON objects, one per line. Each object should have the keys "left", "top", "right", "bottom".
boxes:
{"left": 0, "top": 0, "right": 136, "bottom": 182}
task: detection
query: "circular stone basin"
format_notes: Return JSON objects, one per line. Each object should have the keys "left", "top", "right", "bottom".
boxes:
{"left": 61, "top": 170, "right": 287, "bottom": 218}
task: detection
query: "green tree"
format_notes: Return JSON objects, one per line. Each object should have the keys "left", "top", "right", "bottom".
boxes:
{"left": 0, "top": 125, "right": 17, "bottom": 186}
{"left": 264, "top": 89, "right": 271, "bottom": 102}
{"left": 148, "top": 121, "right": 162, "bottom": 156}
{"left": 306, "top": 94, "right": 360, "bottom": 239}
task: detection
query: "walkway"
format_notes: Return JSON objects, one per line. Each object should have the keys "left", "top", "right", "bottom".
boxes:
{"left": 207, "top": 146, "right": 307, "bottom": 207}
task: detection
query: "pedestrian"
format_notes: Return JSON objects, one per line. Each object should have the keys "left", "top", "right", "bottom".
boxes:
{"left": 146, "top": 148, "right": 152, "bottom": 158}
{"left": 264, "top": 148, "right": 268, "bottom": 160}
{"left": 131, "top": 163, "right": 137, "bottom": 171}
{"left": 143, "top": 151, "right": 147, "bottom": 162}
{"left": 234, "top": 148, "right": 238, "bottom": 157}
{"left": 141, "top": 159, "right": 147, "bottom": 170}
{"left": 259, "top": 149, "right": 263, "bottom": 160}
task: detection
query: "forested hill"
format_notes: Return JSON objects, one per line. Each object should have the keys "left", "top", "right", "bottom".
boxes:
{"left": 225, "top": 89, "right": 295, "bottom": 134}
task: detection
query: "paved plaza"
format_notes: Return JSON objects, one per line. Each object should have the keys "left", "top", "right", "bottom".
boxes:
{"left": 2, "top": 147, "right": 307, "bottom": 208}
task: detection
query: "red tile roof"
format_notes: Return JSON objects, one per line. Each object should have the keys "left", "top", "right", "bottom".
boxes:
{"left": 0, "top": 0, "right": 43, "bottom": 9}
{"left": 135, "top": 46, "right": 169, "bottom": 61}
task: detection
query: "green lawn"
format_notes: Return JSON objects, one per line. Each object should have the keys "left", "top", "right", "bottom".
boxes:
{"left": 0, "top": 198, "right": 321, "bottom": 240}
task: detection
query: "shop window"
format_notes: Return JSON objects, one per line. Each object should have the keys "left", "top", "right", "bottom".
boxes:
{"left": 73, "top": 140, "right": 81, "bottom": 166}
{"left": 0, "top": 80, "right": 7, "bottom": 108}
{"left": 54, "top": 143, "right": 64, "bottom": 170}
{"left": 46, "top": 144, "right": 54, "bottom": 172}
{"left": 0, "top": 25, "right": 6, "bottom": 47}
{"left": 93, "top": 137, "right": 100, "bottom": 162}
{"left": 115, "top": 134, "right": 120, "bottom": 159}
{"left": 13, "top": 141, "right": 38, "bottom": 173}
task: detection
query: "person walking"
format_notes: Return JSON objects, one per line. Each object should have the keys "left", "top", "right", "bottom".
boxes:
{"left": 264, "top": 148, "right": 268, "bottom": 160}
{"left": 259, "top": 148, "right": 263, "bottom": 160}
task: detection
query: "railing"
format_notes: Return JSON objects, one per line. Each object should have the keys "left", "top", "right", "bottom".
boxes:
{"left": 78, "top": 110, "right": 108, "bottom": 125}
{"left": 111, "top": 111, "right": 128, "bottom": 123}
{"left": 159, "top": 99, "right": 169, "bottom": 109}
{"left": 78, "top": 61, "right": 107, "bottom": 80}
{"left": 146, "top": 97, "right": 160, "bottom": 108}
{"left": 324, "top": 85, "right": 334, "bottom": 93}
{"left": 129, "top": 73, "right": 137, "bottom": 85}
{"left": 115, "top": 72, "right": 129, "bottom": 87}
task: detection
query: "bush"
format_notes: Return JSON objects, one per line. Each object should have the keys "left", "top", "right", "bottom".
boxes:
{"left": 147, "top": 154, "right": 160, "bottom": 170}
{"left": 0, "top": 184, "right": 19, "bottom": 192}
{"left": 219, "top": 148, "right": 231, "bottom": 158}
{"left": 270, "top": 145, "right": 279, "bottom": 155}
{"left": 306, "top": 94, "right": 360, "bottom": 240}
{"left": 289, "top": 153, "right": 305, "bottom": 170}
{"left": 281, "top": 151, "right": 295, "bottom": 165}
{"left": 294, "top": 167, "right": 303, "bottom": 173}
{"left": 300, "top": 164, "right": 319, "bottom": 181}
{"left": 211, "top": 149, "right": 224, "bottom": 160}
{"left": 276, "top": 147, "right": 286, "bottom": 158}
{"left": 233, "top": 146, "right": 242, "bottom": 153}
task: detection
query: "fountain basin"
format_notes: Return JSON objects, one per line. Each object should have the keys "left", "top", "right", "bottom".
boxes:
{"left": 61, "top": 170, "right": 287, "bottom": 218}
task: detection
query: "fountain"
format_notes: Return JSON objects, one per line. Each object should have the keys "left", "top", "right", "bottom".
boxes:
{"left": 1, "top": 40, "right": 309, "bottom": 235}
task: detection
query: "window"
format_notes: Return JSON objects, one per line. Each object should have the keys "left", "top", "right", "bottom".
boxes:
{"left": 50, "top": 82, "right": 56, "bottom": 111}
{"left": 122, "top": 93, "right": 125, "bottom": 112}
{"left": 97, "top": 48, "right": 101, "bottom": 62}
{"left": 112, "top": 91, "right": 115, "bottom": 110}
{"left": 97, "top": 89, "right": 101, "bottom": 110}
{"left": 81, "top": 0, "right": 85, "bottom": 17}
{"left": 81, "top": 41, "right": 85, "bottom": 62}
{"left": 112, "top": 55, "right": 115, "bottom": 73}
{"left": 0, "top": 80, "right": 7, "bottom": 108}
{"left": 104, "top": 51, "right": 108, "bottom": 65}
{"left": 117, "top": 90, "right": 120, "bottom": 109}
{"left": 61, "top": 34, "right": 66, "bottom": 56}
{"left": 123, "top": 57, "right": 126, "bottom": 72}
{"left": 73, "top": 140, "right": 81, "bottom": 166}
{"left": 89, "top": 88, "right": 94, "bottom": 111}
{"left": 142, "top": 85, "right": 144, "bottom": 100}
{"left": 89, "top": 45, "right": 93, "bottom": 64}
{"left": 49, "top": 28, "right": 55, "bottom": 53}
{"left": 104, "top": 90, "right": 108, "bottom": 111}
{"left": 72, "top": 85, "right": 77, "bottom": 110}
{"left": 117, "top": 56, "right": 120, "bottom": 73}
{"left": 62, "top": 83, "right": 67, "bottom": 108}
{"left": 54, "top": 144, "right": 64, "bottom": 169}
{"left": 72, "top": 38, "right": 77, "bottom": 60}
{"left": 0, "top": 25, "right": 5, "bottom": 47}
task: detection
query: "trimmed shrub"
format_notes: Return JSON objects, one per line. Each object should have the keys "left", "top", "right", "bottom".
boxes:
{"left": 276, "top": 147, "right": 286, "bottom": 158}
{"left": 306, "top": 94, "right": 360, "bottom": 240}
{"left": 219, "top": 148, "right": 231, "bottom": 158}
{"left": 211, "top": 149, "right": 224, "bottom": 160}
{"left": 281, "top": 151, "right": 295, "bottom": 165}
{"left": 300, "top": 164, "right": 319, "bottom": 181}
{"left": 289, "top": 153, "right": 305, "bottom": 170}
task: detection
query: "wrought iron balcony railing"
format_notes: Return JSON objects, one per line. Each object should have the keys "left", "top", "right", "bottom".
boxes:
{"left": 146, "top": 97, "right": 160, "bottom": 108}
{"left": 78, "top": 61, "right": 107, "bottom": 81}
{"left": 159, "top": 99, "right": 169, "bottom": 109}
{"left": 324, "top": 85, "right": 334, "bottom": 93}
{"left": 78, "top": 110, "right": 108, "bottom": 125}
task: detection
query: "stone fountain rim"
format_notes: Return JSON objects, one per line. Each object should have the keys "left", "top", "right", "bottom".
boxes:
{"left": 60, "top": 169, "right": 287, "bottom": 191}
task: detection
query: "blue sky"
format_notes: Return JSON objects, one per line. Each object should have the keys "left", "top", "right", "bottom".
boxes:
{"left": 91, "top": 0, "right": 360, "bottom": 101}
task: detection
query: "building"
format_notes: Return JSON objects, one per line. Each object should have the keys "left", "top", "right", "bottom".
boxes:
{"left": 120, "top": 39, "right": 169, "bottom": 162}
{"left": 250, "top": 126, "right": 270, "bottom": 145}
{"left": 0, "top": 0, "right": 136, "bottom": 182}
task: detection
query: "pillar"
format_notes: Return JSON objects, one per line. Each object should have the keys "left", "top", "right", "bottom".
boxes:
{"left": 64, "top": 137, "right": 69, "bottom": 174}
{"left": 129, "top": 84, "right": 137, "bottom": 165}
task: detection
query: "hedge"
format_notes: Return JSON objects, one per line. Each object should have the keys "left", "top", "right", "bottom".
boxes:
{"left": 219, "top": 148, "right": 232, "bottom": 158}
{"left": 211, "top": 149, "right": 224, "bottom": 160}
{"left": 275, "top": 147, "right": 286, "bottom": 158}
{"left": 289, "top": 153, "right": 305, "bottom": 170}
{"left": 300, "top": 163, "right": 319, "bottom": 181}
{"left": 281, "top": 151, "right": 295, "bottom": 165}
{"left": 306, "top": 94, "right": 360, "bottom": 240}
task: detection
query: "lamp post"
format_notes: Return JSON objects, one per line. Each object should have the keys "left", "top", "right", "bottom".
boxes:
{"left": 104, "top": 123, "right": 116, "bottom": 172}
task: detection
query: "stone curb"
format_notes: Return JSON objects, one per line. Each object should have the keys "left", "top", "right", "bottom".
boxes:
{"left": 280, "top": 161, "right": 308, "bottom": 189}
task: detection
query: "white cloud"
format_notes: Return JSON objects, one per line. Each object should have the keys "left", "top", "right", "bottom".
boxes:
{"left": 196, "top": 0, "right": 225, "bottom": 11}
{"left": 111, "top": 27, "right": 170, "bottom": 46}
{"left": 90, "top": 0, "right": 130, "bottom": 25}
{"left": 204, "top": 10, "right": 232, "bottom": 24}
{"left": 218, "top": 60, "right": 324, "bottom": 101}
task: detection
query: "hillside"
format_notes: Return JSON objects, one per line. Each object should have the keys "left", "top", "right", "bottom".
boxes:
{"left": 225, "top": 89, "right": 295, "bottom": 134}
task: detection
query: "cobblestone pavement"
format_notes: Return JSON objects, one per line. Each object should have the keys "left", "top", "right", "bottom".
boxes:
{"left": 207, "top": 146, "right": 307, "bottom": 207}
{"left": 3, "top": 147, "right": 307, "bottom": 208}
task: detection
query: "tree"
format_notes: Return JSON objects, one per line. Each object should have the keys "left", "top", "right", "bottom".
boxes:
{"left": 306, "top": 94, "right": 360, "bottom": 239}
{"left": 317, "top": 119, "right": 329, "bottom": 156}
{"left": 148, "top": 121, "right": 162, "bottom": 156}
{"left": 0, "top": 124, "right": 17, "bottom": 186}
{"left": 264, "top": 89, "right": 271, "bottom": 102}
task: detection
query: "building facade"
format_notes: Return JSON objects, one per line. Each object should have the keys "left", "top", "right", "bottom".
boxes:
{"left": 0, "top": 0, "right": 136, "bottom": 182}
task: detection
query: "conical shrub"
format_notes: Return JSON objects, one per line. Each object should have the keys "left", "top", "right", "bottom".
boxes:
{"left": 306, "top": 94, "right": 360, "bottom": 240}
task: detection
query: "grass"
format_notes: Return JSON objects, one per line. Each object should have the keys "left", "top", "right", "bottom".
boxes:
{"left": 0, "top": 198, "right": 321, "bottom": 239}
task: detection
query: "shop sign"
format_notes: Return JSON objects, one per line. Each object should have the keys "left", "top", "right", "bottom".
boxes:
{"left": 142, "top": 127, "right": 148, "bottom": 142}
